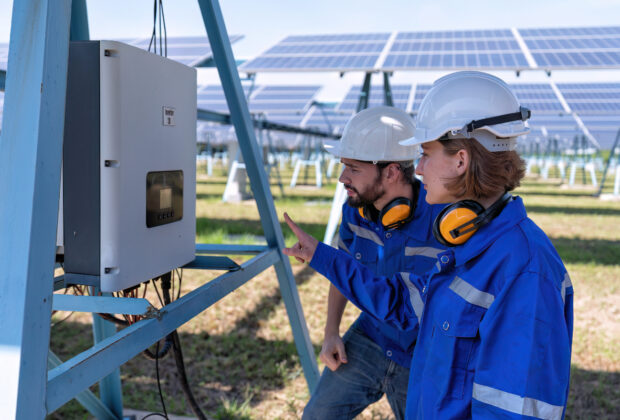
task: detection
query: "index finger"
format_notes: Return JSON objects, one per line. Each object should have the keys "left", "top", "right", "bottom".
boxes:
{"left": 283, "top": 212, "right": 305, "bottom": 238}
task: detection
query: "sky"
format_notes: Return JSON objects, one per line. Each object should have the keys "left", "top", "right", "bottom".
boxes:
{"left": 1, "top": 0, "right": 620, "bottom": 100}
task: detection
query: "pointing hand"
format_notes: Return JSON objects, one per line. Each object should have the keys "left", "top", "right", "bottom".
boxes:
{"left": 282, "top": 212, "right": 319, "bottom": 263}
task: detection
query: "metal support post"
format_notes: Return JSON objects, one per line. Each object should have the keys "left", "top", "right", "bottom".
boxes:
{"left": 383, "top": 72, "right": 393, "bottom": 107}
{"left": 196, "top": 0, "right": 319, "bottom": 391}
{"left": 595, "top": 129, "right": 620, "bottom": 197}
{"left": 356, "top": 72, "right": 372, "bottom": 113}
{"left": 0, "top": 1, "right": 72, "bottom": 418}
{"left": 92, "top": 308, "right": 123, "bottom": 418}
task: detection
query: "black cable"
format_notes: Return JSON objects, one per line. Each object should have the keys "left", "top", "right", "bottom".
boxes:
{"left": 147, "top": 0, "right": 157, "bottom": 54}
{"left": 159, "top": 0, "right": 168, "bottom": 57}
{"left": 158, "top": 0, "right": 163, "bottom": 57}
{"left": 160, "top": 273, "right": 208, "bottom": 420}
{"left": 141, "top": 341, "right": 169, "bottom": 420}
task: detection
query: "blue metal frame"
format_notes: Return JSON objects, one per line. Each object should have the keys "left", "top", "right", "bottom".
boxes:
{"left": 197, "top": 0, "right": 319, "bottom": 391}
{"left": 1, "top": 0, "right": 319, "bottom": 416}
{"left": 0, "top": 1, "right": 72, "bottom": 418}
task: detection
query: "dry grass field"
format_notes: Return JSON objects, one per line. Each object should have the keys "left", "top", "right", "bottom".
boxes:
{"left": 49, "top": 163, "right": 620, "bottom": 419}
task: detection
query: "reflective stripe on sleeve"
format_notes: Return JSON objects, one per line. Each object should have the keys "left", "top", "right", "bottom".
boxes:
{"left": 405, "top": 246, "right": 444, "bottom": 259}
{"left": 338, "top": 237, "right": 350, "bottom": 254}
{"left": 449, "top": 276, "right": 495, "bottom": 309}
{"left": 348, "top": 223, "right": 384, "bottom": 246}
{"left": 561, "top": 272, "right": 572, "bottom": 304}
{"left": 473, "top": 382, "right": 564, "bottom": 420}
{"left": 435, "top": 261, "right": 441, "bottom": 271}
{"left": 400, "top": 272, "right": 424, "bottom": 323}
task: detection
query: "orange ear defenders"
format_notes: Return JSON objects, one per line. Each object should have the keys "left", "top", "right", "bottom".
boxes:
{"left": 358, "top": 180, "right": 420, "bottom": 230}
{"left": 432, "top": 192, "right": 513, "bottom": 247}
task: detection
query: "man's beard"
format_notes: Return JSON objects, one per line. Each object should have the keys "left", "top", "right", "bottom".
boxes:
{"left": 345, "top": 178, "right": 385, "bottom": 208}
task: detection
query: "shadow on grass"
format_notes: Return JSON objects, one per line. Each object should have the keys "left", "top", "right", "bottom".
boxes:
{"left": 551, "top": 237, "right": 620, "bottom": 266}
{"left": 567, "top": 366, "right": 620, "bottom": 419}
{"left": 526, "top": 205, "right": 620, "bottom": 216}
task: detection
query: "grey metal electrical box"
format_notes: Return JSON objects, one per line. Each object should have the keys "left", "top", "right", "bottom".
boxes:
{"left": 60, "top": 41, "right": 196, "bottom": 292}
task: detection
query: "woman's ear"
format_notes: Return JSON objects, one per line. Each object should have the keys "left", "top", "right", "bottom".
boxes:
{"left": 455, "top": 148, "right": 469, "bottom": 176}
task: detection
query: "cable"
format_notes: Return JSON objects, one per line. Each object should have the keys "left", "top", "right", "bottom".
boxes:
{"left": 141, "top": 341, "right": 169, "bottom": 420}
{"left": 147, "top": 0, "right": 158, "bottom": 54}
{"left": 160, "top": 272, "right": 208, "bottom": 420}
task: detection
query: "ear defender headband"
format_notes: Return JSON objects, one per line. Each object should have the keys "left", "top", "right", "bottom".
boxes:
{"left": 432, "top": 192, "right": 513, "bottom": 247}
{"left": 358, "top": 180, "right": 420, "bottom": 230}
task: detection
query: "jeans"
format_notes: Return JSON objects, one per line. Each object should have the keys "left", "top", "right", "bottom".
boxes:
{"left": 303, "top": 323, "right": 410, "bottom": 420}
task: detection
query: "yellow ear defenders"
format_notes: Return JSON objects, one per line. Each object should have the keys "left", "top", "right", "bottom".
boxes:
{"left": 358, "top": 180, "right": 420, "bottom": 230}
{"left": 432, "top": 192, "right": 513, "bottom": 247}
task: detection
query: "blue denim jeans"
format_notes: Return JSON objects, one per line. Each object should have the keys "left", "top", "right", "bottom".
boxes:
{"left": 303, "top": 322, "right": 410, "bottom": 420}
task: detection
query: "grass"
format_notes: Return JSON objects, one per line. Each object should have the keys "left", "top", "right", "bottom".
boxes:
{"left": 48, "top": 164, "right": 619, "bottom": 419}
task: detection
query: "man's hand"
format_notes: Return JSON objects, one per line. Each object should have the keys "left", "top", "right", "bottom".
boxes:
{"left": 282, "top": 212, "right": 319, "bottom": 263}
{"left": 320, "top": 332, "right": 348, "bottom": 371}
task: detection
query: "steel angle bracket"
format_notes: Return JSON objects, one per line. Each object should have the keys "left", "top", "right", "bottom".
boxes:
{"left": 46, "top": 248, "right": 280, "bottom": 412}
{"left": 52, "top": 294, "right": 161, "bottom": 319}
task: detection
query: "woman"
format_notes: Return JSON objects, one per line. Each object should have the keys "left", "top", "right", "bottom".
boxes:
{"left": 284, "top": 71, "right": 573, "bottom": 419}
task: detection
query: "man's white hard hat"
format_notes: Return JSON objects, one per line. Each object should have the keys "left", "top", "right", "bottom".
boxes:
{"left": 323, "top": 106, "right": 418, "bottom": 162}
{"left": 400, "top": 71, "right": 531, "bottom": 152}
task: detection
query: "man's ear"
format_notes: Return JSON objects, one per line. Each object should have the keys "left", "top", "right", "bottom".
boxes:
{"left": 384, "top": 163, "right": 401, "bottom": 183}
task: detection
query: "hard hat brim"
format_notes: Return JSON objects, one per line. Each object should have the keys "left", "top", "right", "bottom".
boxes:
{"left": 400, "top": 124, "right": 530, "bottom": 147}
{"left": 322, "top": 139, "right": 342, "bottom": 157}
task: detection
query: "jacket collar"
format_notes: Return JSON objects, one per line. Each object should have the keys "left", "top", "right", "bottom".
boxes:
{"left": 452, "top": 196, "right": 528, "bottom": 266}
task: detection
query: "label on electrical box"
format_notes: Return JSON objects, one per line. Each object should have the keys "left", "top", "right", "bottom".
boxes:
{"left": 162, "top": 106, "right": 176, "bottom": 126}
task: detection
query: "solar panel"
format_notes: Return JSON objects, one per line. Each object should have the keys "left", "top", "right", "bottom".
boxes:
{"left": 556, "top": 82, "right": 620, "bottom": 113}
{"left": 578, "top": 115, "right": 620, "bottom": 149}
{"left": 127, "top": 35, "right": 243, "bottom": 67}
{"left": 511, "top": 83, "right": 565, "bottom": 113}
{"left": 239, "top": 33, "right": 390, "bottom": 72}
{"left": 519, "top": 26, "right": 620, "bottom": 69}
{"left": 337, "top": 84, "right": 412, "bottom": 112}
{"left": 249, "top": 85, "right": 321, "bottom": 113}
{"left": 523, "top": 113, "right": 583, "bottom": 143}
{"left": 303, "top": 108, "right": 352, "bottom": 136}
{"left": 411, "top": 84, "right": 432, "bottom": 113}
{"left": 383, "top": 29, "right": 529, "bottom": 71}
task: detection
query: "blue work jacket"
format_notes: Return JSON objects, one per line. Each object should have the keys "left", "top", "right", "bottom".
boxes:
{"left": 310, "top": 197, "right": 574, "bottom": 419}
{"left": 337, "top": 185, "right": 445, "bottom": 367}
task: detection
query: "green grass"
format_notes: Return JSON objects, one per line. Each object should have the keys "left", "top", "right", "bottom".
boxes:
{"left": 48, "top": 165, "right": 619, "bottom": 419}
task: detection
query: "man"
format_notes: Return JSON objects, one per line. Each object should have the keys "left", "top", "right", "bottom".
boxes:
{"left": 302, "top": 106, "right": 445, "bottom": 420}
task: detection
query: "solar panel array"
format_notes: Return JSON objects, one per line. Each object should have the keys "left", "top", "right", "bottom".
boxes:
{"left": 196, "top": 84, "right": 323, "bottom": 148}
{"left": 241, "top": 33, "right": 391, "bottom": 72}
{"left": 240, "top": 26, "right": 620, "bottom": 73}
{"left": 337, "top": 84, "right": 411, "bottom": 112}
{"left": 520, "top": 26, "right": 620, "bottom": 69}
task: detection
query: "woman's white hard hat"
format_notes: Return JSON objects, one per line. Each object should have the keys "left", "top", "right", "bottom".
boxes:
{"left": 400, "top": 71, "right": 531, "bottom": 152}
{"left": 323, "top": 106, "right": 418, "bottom": 162}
